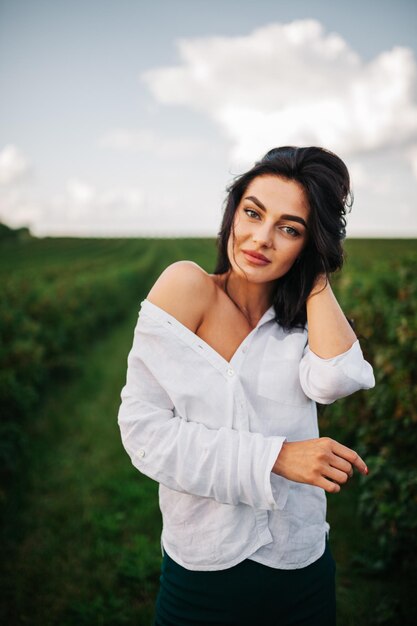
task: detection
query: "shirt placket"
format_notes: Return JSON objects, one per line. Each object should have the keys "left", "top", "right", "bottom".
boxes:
{"left": 227, "top": 330, "right": 274, "bottom": 545}
{"left": 226, "top": 329, "right": 258, "bottom": 429}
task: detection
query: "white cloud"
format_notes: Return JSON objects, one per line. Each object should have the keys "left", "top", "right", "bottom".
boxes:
{"left": 0, "top": 186, "right": 42, "bottom": 228}
{"left": 142, "top": 20, "right": 417, "bottom": 165}
{"left": 346, "top": 157, "right": 392, "bottom": 195}
{"left": 0, "top": 144, "right": 31, "bottom": 186}
{"left": 0, "top": 145, "right": 40, "bottom": 229}
{"left": 347, "top": 161, "right": 369, "bottom": 190}
{"left": 66, "top": 178, "right": 96, "bottom": 205}
{"left": 343, "top": 147, "right": 417, "bottom": 237}
{"left": 47, "top": 178, "right": 146, "bottom": 226}
{"left": 0, "top": 170, "right": 148, "bottom": 235}
{"left": 407, "top": 145, "right": 417, "bottom": 180}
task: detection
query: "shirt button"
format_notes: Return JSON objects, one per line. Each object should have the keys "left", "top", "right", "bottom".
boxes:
{"left": 137, "top": 449, "right": 146, "bottom": 458}
{"left": 227, "top": 368, "right": 234, "bottom": 376}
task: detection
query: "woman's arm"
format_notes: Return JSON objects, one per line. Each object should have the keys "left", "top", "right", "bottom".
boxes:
{"left": 306, "top": 273, "right": 357, "bottom": 358}
{"left": 298, "top": 273, "right": 375, "bottom": 404}
{"left": 272, "top": 272, "right": 373, "bottom": 490}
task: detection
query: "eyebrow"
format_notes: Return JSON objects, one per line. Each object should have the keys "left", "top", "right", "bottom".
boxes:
{"left": 244, "top": 195, "right": 308, "bottom": 229}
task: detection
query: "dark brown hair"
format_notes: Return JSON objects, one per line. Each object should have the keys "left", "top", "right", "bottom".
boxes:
{"left": 213, "top": 146, "right": 353, "bottom": 330}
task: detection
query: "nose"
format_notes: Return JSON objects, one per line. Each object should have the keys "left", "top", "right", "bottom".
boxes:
{"left": 253, "top": 222, "right": 274, "bottom": 248}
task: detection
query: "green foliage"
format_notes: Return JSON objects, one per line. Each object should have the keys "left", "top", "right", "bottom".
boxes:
{"left": 1, "top": 237, "right": 216, "bottom": 625}
{"left": 0, "top": 221, "right": 33, "bottom": 243}
{"left": 323, "top": 250, "right": 417, "bottom": 573}
{"left": 0, "top": 238, "right": 183, "bottom": 487}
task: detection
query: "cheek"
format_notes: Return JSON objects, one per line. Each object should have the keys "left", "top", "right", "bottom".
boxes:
{"left": 228, "top": 216, "right": 245, "bottom": 249}
{"left": 233, "top": 219, "right": 252, "bottom": 243}
{"left": 277, "top": 241, "right": 305, "bottom": 269}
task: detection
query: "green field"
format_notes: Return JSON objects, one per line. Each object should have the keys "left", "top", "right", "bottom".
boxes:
{"left": 1, "top": 237, "right": 416, "bottom": 625}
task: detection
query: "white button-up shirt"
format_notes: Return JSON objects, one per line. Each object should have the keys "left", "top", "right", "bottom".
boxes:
{"left": 117, "top": 298, "right": 375, "bottom": 571}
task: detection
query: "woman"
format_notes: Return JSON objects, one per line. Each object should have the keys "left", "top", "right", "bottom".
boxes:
{"left": 117, "top": 146, "right": 375, "bottom": 625}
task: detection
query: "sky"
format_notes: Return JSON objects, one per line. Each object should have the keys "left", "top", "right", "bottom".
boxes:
{"left": 1, "top": 0, "right": 417, "bottom": 238}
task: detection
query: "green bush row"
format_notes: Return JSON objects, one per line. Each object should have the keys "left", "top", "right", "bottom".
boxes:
{"left": 0, "top": 241, "right": 164, "bottom": 487}
{"left": 324, "top": 252, "right": 417, "bottom": 572}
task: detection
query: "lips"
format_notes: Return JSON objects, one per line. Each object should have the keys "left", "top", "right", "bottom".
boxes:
{"left": 242, "top": 249, "right": 271, "bottom": 263}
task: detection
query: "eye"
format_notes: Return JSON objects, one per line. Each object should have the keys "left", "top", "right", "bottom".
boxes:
{"left": 243, "top": 208, "right": 260, "bottom": 219}
{"left": 281, "top": 226, "right": 300, "bottom": 237}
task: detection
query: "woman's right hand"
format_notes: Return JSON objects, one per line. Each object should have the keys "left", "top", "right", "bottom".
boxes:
{"left": 272, "top": 437, "right": 368, "bottom": 493}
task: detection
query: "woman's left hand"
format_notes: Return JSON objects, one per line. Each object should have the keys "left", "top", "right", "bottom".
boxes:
{"left": 272, "top": 437, "right": 368, "bottom": 493}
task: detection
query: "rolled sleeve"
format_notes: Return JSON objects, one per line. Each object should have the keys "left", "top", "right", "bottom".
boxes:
{"left": 264, "top": 437, "right": 290, "bottom": 510}
{"left": 299, "top": 339, "right": 375, "bottom": 404}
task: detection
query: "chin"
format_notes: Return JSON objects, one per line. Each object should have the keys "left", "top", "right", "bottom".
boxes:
{"left": 235, "top": 266, "right": 274, "bottom": 284}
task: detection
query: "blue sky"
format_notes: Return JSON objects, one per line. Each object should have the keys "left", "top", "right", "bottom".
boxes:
{"left": 1, "top": 0, "right": 416, "bottom": 237}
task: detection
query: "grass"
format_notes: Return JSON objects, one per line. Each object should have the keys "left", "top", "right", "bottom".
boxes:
{"left": 325, "top": 474, "right": 417, "bottom": 624}
{"left": 1, "top": 307, "right": 162, "bottom": 625}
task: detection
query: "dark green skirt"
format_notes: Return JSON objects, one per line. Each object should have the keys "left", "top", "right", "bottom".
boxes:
{"left": 153, "top": 537, "right": 336, "bottom": 625}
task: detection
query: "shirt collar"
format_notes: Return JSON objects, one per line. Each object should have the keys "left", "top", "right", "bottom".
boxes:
{"left": 257, "top": 304, "right": 276, "bottom": 328}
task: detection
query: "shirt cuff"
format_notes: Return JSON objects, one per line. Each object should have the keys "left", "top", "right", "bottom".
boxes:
{"left": 306, "top": 338, "right": 375, "bottom": 387}
{"left": 264, "top": 436, "right": 290, "bottom": 511}
{"left": 306, "top": 338, "right": 361, "bottom": 364}
{"left": 300, "top": 337, "right": 375, "bottom": 405}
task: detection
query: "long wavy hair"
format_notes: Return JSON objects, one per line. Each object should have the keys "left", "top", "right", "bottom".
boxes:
{"left": 213, "top": 146, "right": 353, "bottom": 330}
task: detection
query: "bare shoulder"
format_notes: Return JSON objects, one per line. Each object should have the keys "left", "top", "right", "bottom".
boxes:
{"left": 146, "top": 261, "right": 216, "bottom": 332}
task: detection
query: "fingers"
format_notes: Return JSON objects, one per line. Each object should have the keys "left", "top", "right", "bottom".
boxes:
{"left": 324, "top": 465, "right": 350, "bottom": 486}
{"left": 317, "top": 476, "right": 341, "bottom": 494}
{"left": 327, "top": 439, "right": 368, "bottom": 475}
{"left": 316, "top": 438, "right": 368, "bottom": 494}
{"left": 329, "top": 452, "right": 352, "bottom": 476}
{"left": 272, "top": 438, "right": 368, "bottom": 493}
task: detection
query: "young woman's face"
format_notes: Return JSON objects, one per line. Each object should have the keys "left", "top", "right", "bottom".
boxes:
{"left": 227, "top": 174, "right": 310, "bottom": 284}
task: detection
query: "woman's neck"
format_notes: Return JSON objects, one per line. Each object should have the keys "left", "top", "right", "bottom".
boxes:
{"left": 221, "top": 269, "right": 274, "bottom": 327}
